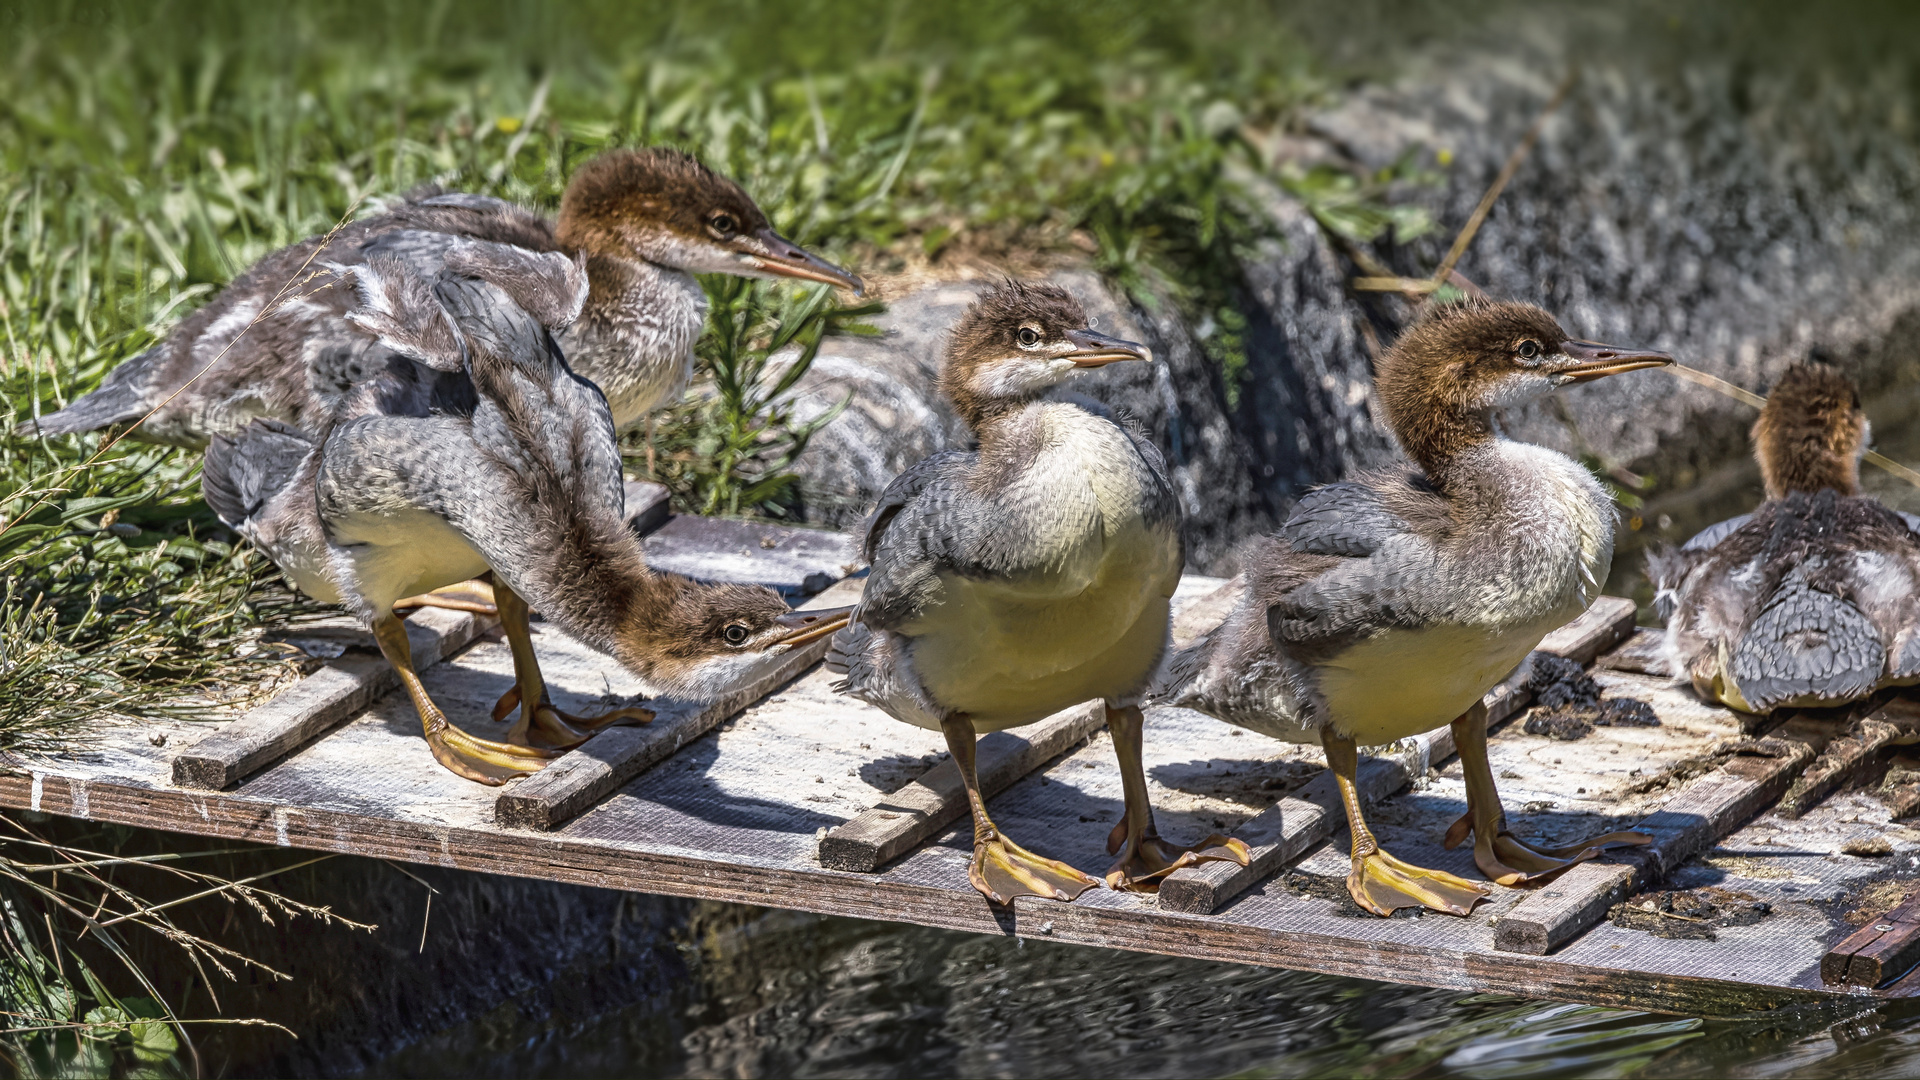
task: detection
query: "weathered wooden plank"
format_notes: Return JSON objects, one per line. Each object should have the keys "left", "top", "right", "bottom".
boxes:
{"left": 494, "top": 578, "right": 864, "bottom": 830}
{"left": 1595, "top": 626, "right": 1670, "bottom": 676}
{"left": 1825, "top": 889, "right": 1920, "bottom": 987}
{"left": 171, "top": 606, "right": 492, "bottom": 791}
{"left": 1158, "top": 595, "right": 1639, "bottom": 915}
{"left": 623, "top": 479, "right": 672, "bottom": 536}
{"left": 1159, "top": 754, "right": 1413, "bottom": 914}
{"left": 642, "top": 514, "right": 862, "bottom": 599}
{"left": 1493, "top": 738, "right": 1816, "bottom": 955}
{"left": 1778, "top": 716, "right": 1900, "bottom": 818}
{"left": 818, "top": 701, "right": 1108, "bottom": 872}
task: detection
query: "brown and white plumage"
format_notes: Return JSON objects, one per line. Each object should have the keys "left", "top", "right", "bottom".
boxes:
{"left": 1648, "top": 362, "right": 1920, "bottom": 712}
{"left": 27, "top": 148, "right": 859, "bottom": 446}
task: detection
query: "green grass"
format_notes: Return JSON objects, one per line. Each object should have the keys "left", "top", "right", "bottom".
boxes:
{"left": 0, "top": 0, "right": 1439, "bottom": 1054}
{"left": 0, "top": 0, "right": 1348, "bottom": 746}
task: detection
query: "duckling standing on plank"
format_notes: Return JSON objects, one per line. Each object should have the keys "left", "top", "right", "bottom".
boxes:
{"left": 1157, "top": 300, "right": 1668, "bottom": 916}
{"left": 1649, "top": 362, "right": 1920, "bottom": 713}
{"left": 27, "top": 148, "right": 861, "bottom": 447}
{"left": 203, "top": 242, "right": 848, "bottom": 783}
{"left": 827, "top": 282, "right": 1247, "bottom": 904}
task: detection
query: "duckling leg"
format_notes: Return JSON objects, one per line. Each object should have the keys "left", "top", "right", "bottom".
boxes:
{"left": 1324, "top": 729, "right": 1489, "bottom": 917}
{"left": 372, "top": 614, "right": 559, "bottom": 785}
{"left": 393, "top": 576, "right": 498, "bottom": 616}
{"left": 1102, "top": 704, "right": 1249, "bottom": 891}
{"left": 490, "top": 583, "right": 653, "bottom": 750}
{"left": 1442, "top": 701, "right": 1651, "bottom": 885}
{"left": 942, "top": 715, "right": 1100, "bottom": 905}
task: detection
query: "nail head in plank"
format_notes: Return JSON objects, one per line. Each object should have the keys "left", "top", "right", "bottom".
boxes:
{"left": 1494, "top": 738, "right": 1815, "bottom": 955}
{"left": 1159, "top": 594, "right": 1638, "bottom": 914}
{"left": 1824, "top": 889, "right": 1920, "bottom": 987}
{"left": 818, "top": 700, "right": 1108, "bottom": 872}
{"left": 494, "top": 577, "right": 864, "bottom": 830}
{"left": 624, "top": 480, "right": 672, "bottom": 536}
{"left": 170, "top": 606, "right": 492, "bottom": 791}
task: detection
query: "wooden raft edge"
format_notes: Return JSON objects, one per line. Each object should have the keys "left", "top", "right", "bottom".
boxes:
{"left": 0, "top": 768, "right": 1841, "bottom": 1018}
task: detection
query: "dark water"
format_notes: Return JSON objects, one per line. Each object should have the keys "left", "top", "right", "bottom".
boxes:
{"left": 356, "top": 901, "right": 1918, "bottom": 1079}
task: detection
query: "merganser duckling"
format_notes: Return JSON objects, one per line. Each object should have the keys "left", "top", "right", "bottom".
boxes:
{"left": 1156, "top": 300, "right": 1669, "bottom": 917}
{"left": 827, "top": 282, "right": 1246, "bottom": 904}
{"left": 1649, "top": 362, "right": 1920, "bottom": 713}
{"left": 28, "top": 148, "right": 860, "bottom": 446}
{"left": 203, "top": 241, "right": 848, "bottom": 783}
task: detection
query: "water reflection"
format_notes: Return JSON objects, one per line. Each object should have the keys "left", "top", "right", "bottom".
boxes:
{"left": 360, "top": 901, "right": 1920, "bottom": 1079}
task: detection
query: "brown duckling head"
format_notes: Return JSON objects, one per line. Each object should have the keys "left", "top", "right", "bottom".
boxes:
{"left": 610, "top": 575, "right": 850, "bottom": 700}
{"left": 556, "top": 147, "right": 861, "bottom": 292}
{"left": 937, "top": 280, "right": 1152, "bottom": 430}
{"left": 1752, "top": 361, "right": 1867, "bottom": 500}
{"left": 1376, "top": 299, "right": 1672, "bottom": 482}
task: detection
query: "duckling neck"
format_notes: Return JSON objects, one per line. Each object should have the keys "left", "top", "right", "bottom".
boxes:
{"left": 1760, "top": 445, "right": 1860, "bottom": 499}
{"left": 1398, "top": 410, "right": 1496, "bottom": 494}
{"left": 555, "top": 253, "right": 705, "bottom": 434}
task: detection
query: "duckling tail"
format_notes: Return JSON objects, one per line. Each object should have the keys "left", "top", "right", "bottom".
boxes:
{"left": 1731, "top": 576, "right": 1885, "bottom": 711}
{"left": 16, "top": 349, "right": 157, "bottom": 438}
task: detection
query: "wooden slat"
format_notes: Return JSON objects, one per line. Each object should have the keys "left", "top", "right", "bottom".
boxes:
{"left": 1825, "top": 889, "right": 1920, "bottom": 987}
{"left": 171, "top": 606, "right": 493, "bottom": 791}
{"left": 818, "top": 701, "right": 1108, "bottom": 872}
{"left": 623, "top": 479, "right": 672, "bottom": 536}
{"left": 1778, "top": 717, "right": 1900, "bottom": 818}
{"left": 1594, "top": 627, "right": 1670, "bottom": 676}
{"left": 1493, "top": 738, "right": 1816, "bottom": 955}
{"left": 494, "top": 578, "right": 863, "bottom": 830}
{"left": 1159, "top": 595, "right": 1638, "bottom": 914}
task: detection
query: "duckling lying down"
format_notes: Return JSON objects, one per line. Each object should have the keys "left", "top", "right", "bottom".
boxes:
{"left": 1649, "top": 362, "right": 1920, "bottom": 714}
{"left": 829, "top": 282, "right": 1247, "bottom": 904}
{"left": 1158, "top": 301, "right": 1668, "bottom": 916}
{"left": 203, "top": 242, "right": 846, "bottom": 784}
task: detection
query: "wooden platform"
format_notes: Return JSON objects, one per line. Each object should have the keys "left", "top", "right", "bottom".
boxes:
{"left": 8, "top": 516, "right": 1918, "bottom": 1018}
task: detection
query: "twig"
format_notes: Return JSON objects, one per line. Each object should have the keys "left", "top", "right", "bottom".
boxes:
{"left": 1665, "top": 364, "right": 1920, "bottom": 490}
{"left": 1428, "top": 70, "right": 1578, "bottom": 292}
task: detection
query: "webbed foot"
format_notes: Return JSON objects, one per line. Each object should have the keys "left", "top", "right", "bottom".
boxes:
{"left": 1443, "top": 812, "right": 1651, "bottom": 885}
{"left": 1348, "top": 847, "right": 1490, "bottom": 917}
{"left": 393, "top": 578, "right": 498, "bottom": 616}
{"left": 424, "top": 719, "right": 562, "bottom": 786}
{"left": 971, "top": 832, "right": 1101, "bottom": 905}
{"left": 1103, "top": 819, "right": 1250, "bottom": 892}
{"left": 492, "top": 684, "right": 654, "bottom": 750}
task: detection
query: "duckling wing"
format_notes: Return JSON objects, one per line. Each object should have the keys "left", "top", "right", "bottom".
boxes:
{"left": 1281, "top": 481, "right": 1414, "bottom": 557}
{"left": 855, "top": 451, "right": 980, "bottom": 632}
{"left": 1263, "top": 474, "right": 1450, "bottom": 653}
{"left": 1680, "top": 513, "right": 1753, "bottom": 552}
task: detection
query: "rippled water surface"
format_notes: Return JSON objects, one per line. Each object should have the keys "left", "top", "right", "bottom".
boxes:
{"left": 362, "top": 902, "right": 1920, "bottom": 1079}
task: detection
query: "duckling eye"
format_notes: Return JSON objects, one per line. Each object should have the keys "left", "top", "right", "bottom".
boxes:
{"left": 1016, "top": 326, "right": 1041, "bottom": 347}
{"left": 723, "top": 623, "right": 749, "bottom": 646}
{"left": 707, "top": 212, "right": 738, "bottom": 239}
{"left": 1517, "top": 340, "right": 1541, "bottom": 360}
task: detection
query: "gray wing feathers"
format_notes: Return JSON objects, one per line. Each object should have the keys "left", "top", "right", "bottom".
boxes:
{"left": 443, "top": 243, "right": 588, "bottom": 332}
{"left": 1682, "top": 513, "right": 1753, "bottom": 552}
{"left": 1732, "top": 575, "right": 1886, "bottom": 710}
{"left": 1281, "top": 482, "right": 1411, "bottom": 558}
{"left": 203, "top": 420, "right": 315, "bottom": 527}
{"left": 855, "top": 452, "right": 978, "bottom": 631}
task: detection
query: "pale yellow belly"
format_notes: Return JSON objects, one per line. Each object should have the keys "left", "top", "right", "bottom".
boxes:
{"left": 910, "top": 532, "right": 1179, "bottom": 731}
{"left": 1317, "top": 613, "right": 1565, "bottom": 746}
